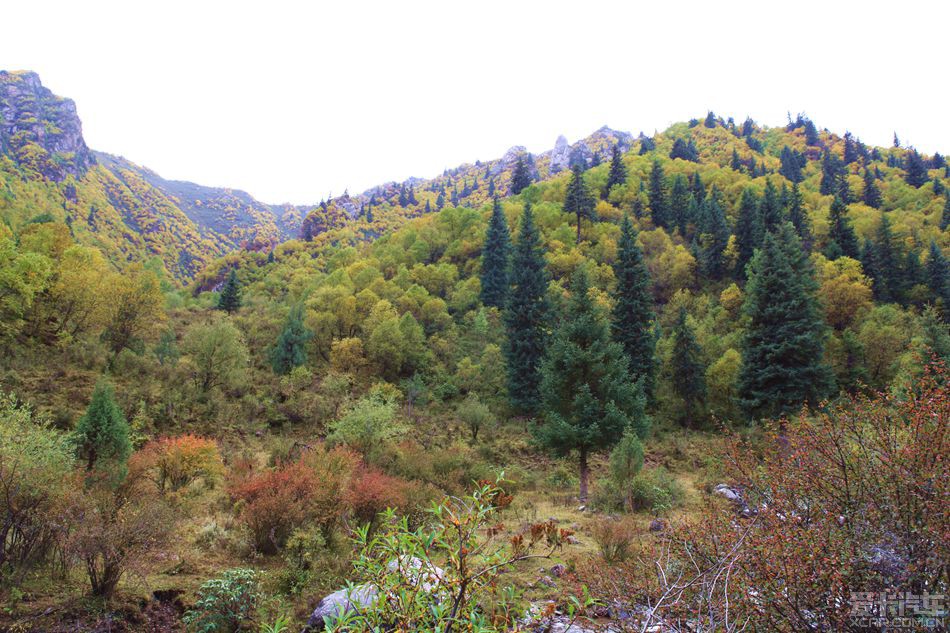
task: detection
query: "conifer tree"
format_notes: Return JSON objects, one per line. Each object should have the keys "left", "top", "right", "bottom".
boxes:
{"left": 698, "top": 191, "right": 731, "bottom": 279}
{"left": 690, "top": 171, "right": 705, "bottom": 201}
{"left": 825, "top": 196, "right": 860, "bottom": 260}
{"left": 270, "top": 304, "right": 313, "bottom": 375}
{"left": 904, "top": 149, "right": 930, "bottom": 188}
{"left": 670, "top": 308, "right": 706, "bottom": 427}
{"left": 604, "top": 144, "right": 627, "bottom": 198}
{"left": 74, "top": 381, "right": 132, "bottom": 474}
{"left": 510, "top": 155, "right": 532, "bottom": 194}
{"left": 670, "top": 175, "right": 691, "bottom": 236}
{"left": 804, "top": 119, "right": 819, "bottom": 145}
{"left": 564, "top": 164, "right": 595, "bottom": 244}
{"left": 860, "top": 239, "right": 887, "bottom": 302}
{"left": 739, "top": 224, "right": 833, "bottom": 419}
{"left": 504, "top": 203, "right": 549, "bottom": 415}
{"left": 731, "top": 148, "right": 742, "bottom": 171}
{"left": 941, "top": 196, "right": 950, "bottom": 231}
{"left": 536, "top": 267, "right": 648, "bottom": 503}
{"left": 734, "top": 188, "right": 762, "bottom": 278}
{"left": 611, "top": 215, "right": 656, "bottom": 401}
{"left": 926, "top": 241, "right": 950, "bottom": 319}
{"left": 902, "top": 250, "right": 924, "bottom": 301}
{"left": 786, "top": 182, "right": 812, "bottom": 251}
{"left": 647, "top": 161, "right": 670, "bottom": 229}
{"left": 874, "top": 214, "right": 900, "bottom": 301}
{"left": 862, "top": 168, "right": 882, "bottom": 208}
{"left": 216, "top": 270, "right": 241, "bottom": 314}
{"left": 479, "top": 197, "right": 511, "bottom": 308}
{"left": 779, "top": 146, "right": 804, "bottom": 183}
{"left": 843, "top": 132, "right": 859, "bottom": 165}
{"left": 759, "top": 179, "right": 783, "bottom": 234}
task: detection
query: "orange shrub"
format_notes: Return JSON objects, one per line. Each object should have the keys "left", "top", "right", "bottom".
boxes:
{"left": 343, "top": 467, "right": 409, "bottom": 530}
{"left": 131, "top": 434, "right": 224, "bottom": 494}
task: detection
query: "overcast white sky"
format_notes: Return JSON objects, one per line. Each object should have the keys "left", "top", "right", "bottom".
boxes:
{"left": 4, "top": 1, "right": 948, "bottom": 204}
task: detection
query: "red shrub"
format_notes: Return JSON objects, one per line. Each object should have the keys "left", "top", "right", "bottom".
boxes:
{"left": 343, "top": 467, "right": 410, "bottom": 529}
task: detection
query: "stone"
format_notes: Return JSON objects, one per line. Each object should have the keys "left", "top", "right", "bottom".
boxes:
{"left": 649, "top": 518, "right": 667, "bottom": 532}
{"left": 549, "top": 135, "right": 571, "bottom": 173}
{"left": 713, "top": 483, "right": 740, "bottom": 501}
{"left": 304, "top": 584, "right": 378, "bottom": 631}
{"left": 550, "top": 563, "right": 566, "bottom": 577}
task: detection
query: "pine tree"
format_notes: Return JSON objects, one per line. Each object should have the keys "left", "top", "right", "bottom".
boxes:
{"left": 926, "top": 241, "right": 950, "bottom": 319}
{"left": 671, "top": 308, "right": 706, "bottom": 427}
{"left": 564, "top": 164, "right": 595, "bottom": 244}
{"left": 759, "top": 179, "right": 783, "bottom": 234}
{"left": 904, "top": 149, "right": 930, "bottom": 188}
{"left": 74, "top": 381, "right": 132, "bottom": 474}
{"left": 690, "top": 171, "right": 705, "bottom": 201}
{"left": 270, "top": 304, "right": 313, "bottom": 375}
{"left": 216, "top": 270, "right": 241, "bottom": 314}
{"left": 941, "top": 196, "right": 950, "bottom": 231}
{"left": 862, "top": 169, "right": 882, "bottom": 208}
{"left": 825, "top": 196, "right": 860, "bottom": 260}
{"left": 604, "top": 144, "right": 628, "bottom": 198}
{"left": 698, "top": 191, "right": 731, "bottom": 279}
{"left": 510, "top": 155, "right": 532, "bottom": 194}
{"left": 874, "top": 214, "right": 900, "bottom": 301}
{"left": 786, "top": 182, "right": 812, "bottom": 251}
{"left": 731, "top": 148, "right": 742, "bottom": 171}
{"left": 669, "top": 175, "right": 691, "bottom": 236}
{"left": 536, "top": 267, "right": 648, "bottom": 503}
{"left": 860, "top": 239, "right": 888, "bottom": 302}
{"left": 734, "top": 187, "right": 762, "bottom": 278}
{"left": 843, "top": 132, "right": 859, "bottom": 165}
{"left": 504, "top": 203, "right": 549, "bottom": 415}
{"left": 479, "top": 197, "right": 511, "bottom": 308}
{"left": 739, "top": 224, "right": 833, "bottom": 419}
{"left": 648, "top": 161, "right": 670, "bottom": 229}
{"left": 804, "top": 119, "right": 819, "bottom": 146}
{"left": 820, "top": 150, "right": 850, "bottom": 202}
{"left": 779, "top": 146, "right": 804, "bottom": 183}
{"left": 611, "top": 215, "right": 656, "bottom": 401}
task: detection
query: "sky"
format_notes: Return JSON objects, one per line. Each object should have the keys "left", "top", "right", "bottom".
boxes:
{"left": 4, "top": 1, "right": 949, "bottom": 204}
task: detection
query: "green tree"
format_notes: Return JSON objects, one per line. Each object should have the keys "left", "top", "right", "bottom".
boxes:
{"left": 825, "top": 196, "right": 860, "bottom": 260}
{"left": 874, "top": 214, "right": 901, "bottom": 302}
{"left": 940, "top": 195, "right": 950, "bottom": 231}
{"left": 759, "top": 179, "right": 783, "bottom": 234}
{"left": 611, "top": 215, "right": 656, "bottom": 401}
{"left": 479, "top": 198, "right": 511, "bottom": 308}
{"left": 698, "top": 192, "right": 731, "bottom": 279}
{"left": 926, "top": 241, "right": 950, "bottom": 319}
{"left": 739, "top": 225, "right": 833, "bottom": 419}
{"left": 181, "top": 319, "right": 249, "bottom": 394}
{"left": 74, "top": 381, "right": 132, "bottom": 475}
{"left": 504, "top": 203, "right": 549, "bottom": 415}
{"left": 271, "top": 304, "right": 313, "bottom": 375}
{"left": 564, "top": 164, "right": 595, "bottom": 244}
{"left": 510, "top": 155, "right": 532, "bottom": 194}
{"left": 216, "top": 270, "right": 241, "bottom": 314}
{"left": 604, "top": 143, "right": 628, "bottom": 198}
{"left": 536, "top": 267, "right": 648, "bottom": 503}
{"left": 786, "top": 182, "right": 812, "bottom": 251}
{"left": 670, "top": 308, "right": 706, "bottom": 427}
{"left": 669, "top": 175, "right": 691, "bottom": 236}
{"left": 862, "top": 169, "right": 882, "bottom": 209}
{"left": 734, "top": 188, "right": 762, "bottom": 278}
{"left": 904, "top": 149, "right": 930, "bottom": 188}
{"left": 647, "top": 161, "right": 670, "bottom": 229}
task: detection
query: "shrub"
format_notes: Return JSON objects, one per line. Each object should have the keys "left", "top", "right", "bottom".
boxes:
{"left": 327, "top": 393, "right": 406, "bottom": 456}
{"left": 590, "top": 517, "right": 638, "bottom": 564}
{"left": 628, "top": 467, "right": 684, "bottom": 515}
{"left": 130, "top": 434, "right": 224, "bottom": 494}
{"left": 456, "top": 392, "right": 493, "bottom": 441}
{"left": 608, "top": 430, "right": 645, "bottom": 510}
{"left": 343, "top": 467, "right": 409, "bottom": 532}
{"left": 183, "top": 568, "right": 261, "bottom": 633}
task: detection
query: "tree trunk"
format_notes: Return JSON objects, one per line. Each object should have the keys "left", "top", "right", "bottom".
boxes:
{"left": 578, "top": 447, "right": 589, "bottom": 504}
{"left": 576, "top": 214, "right": 582, "bottom": 244}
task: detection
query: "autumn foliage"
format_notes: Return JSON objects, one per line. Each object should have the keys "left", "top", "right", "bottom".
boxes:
{"left": 130, "top": 434, "right": 224, "bottom": 494}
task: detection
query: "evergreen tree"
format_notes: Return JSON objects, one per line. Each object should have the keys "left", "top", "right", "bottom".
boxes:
{"left": 731, "top": 148, "right": 742, "bottom": 171}
{"left": 216, "top": 270, "right": 241, "bottom": 314}
{"left": 604, "top": 144, "right": 627, "bottom": 198}
{"left": 638, "top": 136, "right": 656, "bottom": 155}
{"left": 734, "top": 188, "right": 762, "bottom": 278}
{"left": 941, "top": 196, "right": 950, "bottom": 231}
{"left": 670, "top": 138, "right": 699, "bottom": 162}
{"left": 759, "top": 179, "right": 783, "bottom": 234}
{"left": 669, "top": 175, "right": 691, "bottom": 236}
{"left": 698, "top": 191, "right": 731, "bottom": 279}
{"left": 536, "top": 267, "right": 648, "bottom": 502}
{"left": 825, "top": 196, "right": 860, "bottom": 260}
{"left": 901, "top": 249, "right": 924, "bottom": 301}
{"left": 504, "top": 203, "right": 549, "bottom": 415}
{"left": 647, "top": 161, "right": 670, "bottom": 229}
{"left": 926, "top": 241, "right": 950, "bottom": 318}
{"left": 874, "top": 214, "right": 900, "bottom": 301}
{"left": 860, "top": 239, "right": 888, "bottom": 302}
{"left": 842, "top": 132, "right": 859, "bottom": 165}
{"left": 564, "top": 164, "right": 595, "bottom": 244}
{"left": 74, "top": 381, "right": 132, "bottom": 474}
{"left": 670, "top": 308, "right": 706, "bottom": 427}
{"left": 479, "top": 197, "right": 511, "bottom": 308}
{"left": 690, "top": 171, "right": 705, "bottom": 201}
{"left": 704, "top": 111, "right": 717, "bottom": 128}
{"left": 786, "top": 182, "right": 812, "bottom": 251}
{"left": 804, "top": 119, "right": 819, "bottom": 145}
{"left": 270, "top": 304, "right": 313, "bottom": 375}
{"left": 510, "top": 155, "right": 532, "bottom": 194}
{"left": 862, "top": 168, "right": 882, "bottom": 208}
{"left": 266, "top": 250, "right": 275, "bottom": 264}
{"left": 739, "top": 224, "right": 833, "bottom": 419}
{"left": 904, "top": 149, "right": 930, "bottom": 188}
{"left": 779, "top": 146, "right": 804, "bottom": 183}
{"left": 820, "top": 150, "right": 850, "bottom": 202}
{"left": 611, "top": 215, "right": 656, "bottom": 401}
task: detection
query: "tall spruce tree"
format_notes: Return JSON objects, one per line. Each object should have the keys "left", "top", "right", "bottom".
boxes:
{"left": 670, "top": 175, "right": 691, "bottom": 236}
{"left": 904, "top": 149, "right": 930, "bottom": 188}
{"left": 604, "top": 144, "right": 628, "bottom": 198}
{"left": 860, "top": 239, "right": 888, "bottom": 302}
{"left": 786, "top": 182, "right": 812, "bottom": 251}
{"left": 648, "top": 161, "right": 670, "bottom": 229}
{"left": 504, "top": 203, "right": 549, "bottom": 415}
{"left": 536, "top": 267, "right": 648, "bottom": 503}
{"left": 759, "top": 179, "right": 783, "bottom": 234}
{"left": 564, "top": 164, "right": 595, "bottom": 244}
{"left": 739, "top": 224, "right": 833, "bottom": 419}
{"left": 670, "top": 308, "right": 706, "bottom": 428}
{"left": 862, "top": 169, "right": 882, "bottom": 208}
{"left": 611, "top": 215, "right": 656, "bottom": 401}
{"left": 926, "top": 241, "right": 950, "bottom": 319}
{"left": 941, "top": 196, "right": 950, "bottom": 231}
{"left": 74, "top": 381, "right": 132, "bottom": 475}
{"left": 270, "top": 304, "right": 313, "bottom": 375}
{"left": 216, "top": 270, "right": 241, "bottom": 314}
{"left": 825, "top": 196, "right": 860, "bottom": 260}
{"left": 479, "top": 197, "right": 511, "bottom": 308}
{"left": 510, "top": 155, "right": 532, "bottom": 194}
{"left": 734, "top": 188, "right": 762, "bottom": 278}
{"left": 874, "top": 214, "right": 901, "bottom": 301}
{"left": 698, "top": 191, "right": 731, "bottom": 279}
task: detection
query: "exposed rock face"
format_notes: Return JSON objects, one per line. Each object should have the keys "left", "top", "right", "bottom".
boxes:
{"left": 0, "top": 70, "right": 95, "bottom": 180}
{"left": 550, "top": 135, "right": 571, "bottom": 173}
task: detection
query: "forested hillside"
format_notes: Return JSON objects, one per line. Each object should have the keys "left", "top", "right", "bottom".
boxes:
{"left": 1, "top": 71, "right": 948, "bottom": 632}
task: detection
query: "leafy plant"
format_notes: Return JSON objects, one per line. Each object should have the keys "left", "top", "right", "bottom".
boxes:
{"left": 183, "top": 568, "right": 261, "bottom": 633}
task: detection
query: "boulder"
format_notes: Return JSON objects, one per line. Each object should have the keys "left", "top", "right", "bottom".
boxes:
{"left": 549, "top": 135, "right": 571, "bottom": 173}
{"left": 304, "top": 584, "right": 377, "bottom": 631}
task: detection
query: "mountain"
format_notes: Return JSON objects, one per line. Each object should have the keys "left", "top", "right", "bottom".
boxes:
{"left": 1, "top": 70, "right": 641, "bottom": 282}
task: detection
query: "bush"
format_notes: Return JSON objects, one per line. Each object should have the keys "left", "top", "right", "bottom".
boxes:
{"left": 628, "top": 467, "right": 684, "bottom": 515}
{"left": 456, "top": 392, "right": 493, "bottom": 441}
{"left": 328, "top": 393, "right": 406, "bottom": 456}
{"left": 130, "top": 434, "right": 224, "bottom": 494}
{"left": 591, "top": 517, "right": 638, "bottom": 564}
{"left": 343, "top": 467, "right": 409, "bottom": 532}
{"left": 183, "top": 568, "right": 261, "bottom": 633}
